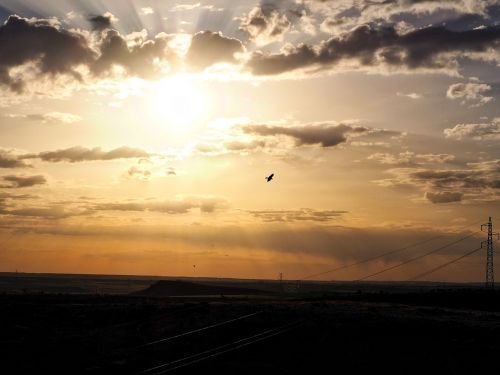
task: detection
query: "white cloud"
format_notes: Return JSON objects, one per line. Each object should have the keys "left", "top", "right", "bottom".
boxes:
{"left": 141, "top": 7, "right": 154, "bottom": 15}
{"left": 446, "top": 82, "right": 493, "bottom": 107}
{"left": 444, "top": 118, "right": 500, "bottom": 140}
{"left": 397, "top": 92, "right": 422, "bottom": 99}
{"left": 4, "top": 112, "right": 82, "bottom": 124}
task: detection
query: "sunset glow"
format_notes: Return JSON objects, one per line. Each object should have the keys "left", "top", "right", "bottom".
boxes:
{"left": 0, "top": 0, "right": 499, "bottom": 282}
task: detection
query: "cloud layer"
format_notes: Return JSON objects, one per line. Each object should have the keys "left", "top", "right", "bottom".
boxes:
{"left": 22, "top": 146, "right": 149, "bottom": 162}
{"left": 242, "top": 122, "right": 370, "bottom": 147}
{"left": 246, "top": 24, "right": 500, "bottom": 76}
{"left": 0, "top": 174, "right": 46, "bottom": 188}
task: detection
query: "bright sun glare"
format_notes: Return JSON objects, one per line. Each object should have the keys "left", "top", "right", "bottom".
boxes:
{"left": 151, "top": 75, "right": 206, "bottom": 131}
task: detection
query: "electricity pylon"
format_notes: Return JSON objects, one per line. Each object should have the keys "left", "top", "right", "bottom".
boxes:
{"left": 481, "top": 217, "right": 499, "bottom": 289}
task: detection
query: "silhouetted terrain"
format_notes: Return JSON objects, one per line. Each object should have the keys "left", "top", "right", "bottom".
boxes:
{"left": 1, "top": 273, "right": 500, "bottom": 374}
{"left": 134, "top": 279, "right": 272, "bottom": 296}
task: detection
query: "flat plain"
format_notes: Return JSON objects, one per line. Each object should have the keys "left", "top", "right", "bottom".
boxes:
{"left": 1, "top": 273, "right": 499, "bottom": 374}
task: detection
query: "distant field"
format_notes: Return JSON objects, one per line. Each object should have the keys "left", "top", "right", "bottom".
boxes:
{"left": 0, "top": 271, "right": 485, "bottom": 295}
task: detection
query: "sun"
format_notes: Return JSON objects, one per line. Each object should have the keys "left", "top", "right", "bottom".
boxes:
{"left": 151, "top": 75, "right": 207, "bottom": 131}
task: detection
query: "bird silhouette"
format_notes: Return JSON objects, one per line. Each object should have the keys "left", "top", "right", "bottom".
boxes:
{"left": 265, "top": 173, "right": 274, "bottom": 182}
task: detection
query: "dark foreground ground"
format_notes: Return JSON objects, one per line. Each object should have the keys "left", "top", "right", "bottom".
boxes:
{"left": 1, "top": 274, "right": 500, "bottom": 374}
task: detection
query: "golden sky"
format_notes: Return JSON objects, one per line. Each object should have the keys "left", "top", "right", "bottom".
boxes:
{"left": 0, "top": 0, "right": 499, "bottom": 281}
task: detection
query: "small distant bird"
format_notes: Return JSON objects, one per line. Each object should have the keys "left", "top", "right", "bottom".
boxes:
{"left": 265, "top": 173, "right": 274, "bottom": 182}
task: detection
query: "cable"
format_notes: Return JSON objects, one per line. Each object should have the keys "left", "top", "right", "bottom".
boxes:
{"left": 409, "top": 246, "right": 482, "bottom": 281}
{"left": 300, "top": 235, "right": 442, "bottom": 281}
{"left": 298, "top": 218, "right": 483, "bottom": 281}
{"left": 410, "top": 238, "right": 500, "bottom": 281}
{"left": 134, "top": 311, "right": 262, "bottom": 349}
{"left": 354, "top": 231, "right": 479, "bottom": 281}
{"left": 137, "top": 320, "right": 303, "bottom": 375}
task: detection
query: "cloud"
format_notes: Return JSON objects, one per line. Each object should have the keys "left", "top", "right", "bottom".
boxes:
{"left": 368, "top": 151, "right": 415, "bottom": 166}
{"left": 127, "top": 166, "right": 151, "bottom": 180}
{"left": 0, "top": 191, "right": 37, "bottom": 210}
{"left": 0, "top": 15, "right": 96, "bottom": 92}
{"left": 185, "top": 31, "right": 245, "bottom": 69}
{"left": 249, "top": 208, "right": 347, "bottom": 222}
{"left": 21, "top": 146, "right": 149, "bottom": 163}
{"left": 9, "top": 220, "right": 480, "bottom": 272}
{"left": 238, "top": 4, "right": 292, "bottom": 46}
{"left": 425, "top": 191, "right": 463, "bottom": 204}
{"left": 0, "top": 174, "right": 46, "bottom": 188}
{"left": 88, "top": 12, "right": 118, "bottom": 31}
{"left": 0, "top": 15, "right": 178, "bottom": 92}
{"left": 446, "top": 82, "right": 493, "bottom": 107}
{"left": 0, "top": 206, "right": 76, "bottom": 219}
{"left": 410, "top": 169, "right": 499, "bottom": 189}
{"left": 397, "top": 92, "right": 421, "bottom": 99}
{"left": 195, "top": 119, "right": 402, "bottom": 156}
{"left": 415, "top": 154, "right": 455, "bottom": 164}
{"left": 246, "top": 23, "right": 500, "bottom": 76}
{"left": 0, "top": 150, "right": 31, "bottom": 168}
{"left": 141, "top": 7, "right": 155, "bottom": 15}
{"left": 223, "top": 140, "right": 267, "bottom": 152}
{"left": 92, "top": 196, "right": 228, "bottom": 214}
{"left": 368, "top": 152, "right": 455, "bottom": 166}
{"left": 0, "top": 191, "right": 37, "bottom": 200}
{"left": 377, "top": 161, "right": 499, "bottom": 203}
{"left": 5, "top": 111, "right": 82, "bottom": 124}
{"left": 90, "top": 29, "right": 174, "bottom": 79}
{"left": 312, "top": 0, "right": 497, "bottom": 35}
{"left": 444, "top": 118, "right": 500, "bottom": 140}
{"left": 172, "top": 3, "right": 201, "bottom": 11}
{"left": 241, "top": 123, "right": 370, "bottom": 147}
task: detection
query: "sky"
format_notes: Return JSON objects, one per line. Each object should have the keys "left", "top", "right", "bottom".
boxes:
{"left": 0, "top": 0, "right": 499, "bottom": 282}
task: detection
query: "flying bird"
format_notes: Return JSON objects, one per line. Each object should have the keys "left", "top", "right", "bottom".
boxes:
{"left": 265, "top": 173, "right": 274, "bottom": 182}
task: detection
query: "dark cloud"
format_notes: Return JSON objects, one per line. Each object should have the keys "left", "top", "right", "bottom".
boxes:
{"left": 0, "top": 15, "right": 96, "bottom": 92}
{"left": 186, "top": 31, "right": 245, "bottom": 69}
{"left": 246, "top": 23, "right": 500, "bottom": 75}
{"left": 0, "top": 174, "right": 46, "bottom": 188}
{"left": 88, "top": 13, "right": 116, "bottom": 31}
{"left": 0, "top": 151, "right": 31, "bottom": 168}
{"left": 91, "top": 29, "right": 174, "bottom": 79}
{"left": 22, "top": 146, "right": 149, "bottom": 163}
{"left": 410, "top": 169, "right": 498, "bottom": 189}
{"left": 12, "top": 221, "right": 480, "bottom": 267}
{"left": 0, "top": 206, "right": 75, "bottom": 219}
{"left": 0, "top": 192, "right": 37, "bottom": 200}
{"left": 425, "top": 191, "right": 463, "bottom": 204}
{"left": 242, "top": 123, "right": 369, "bottom": 147}
{"left": 379, "top": 162, "right": 499, "bottom": 203}
{"left": 249, "top": 208, "right": 347, "bottom": 222}
{"left": 0, "top": 15, "right": 175, "bottom": 90}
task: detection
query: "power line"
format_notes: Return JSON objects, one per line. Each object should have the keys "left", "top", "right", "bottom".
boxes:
{"left": 408, "top": 246, "right": 482, "bottom": 281}
{"left": 137, "top": 320, "right": 303, "bottom": 375}
{"left": 134, "top": 311, "right": 262, "bottom": 349}
{"left": 300, "top": 235, "right": 442, "bottom": 281}
{"left": 409, "top": 236, "right": 500, "bottom": 281}
{"left": 354, "top": 231, "right": 479, "bottom": 282}
{"left": 298, "top": 218, "right": 483, "bottom": 281}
